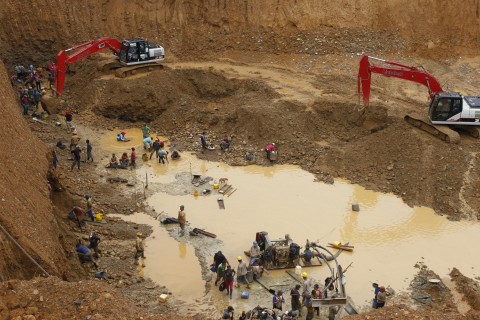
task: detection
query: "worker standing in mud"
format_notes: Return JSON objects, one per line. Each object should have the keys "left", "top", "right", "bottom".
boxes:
{"left": 215, "top": 260, "right": 227, "bottom": 286}
{"left": 302, "top": 272, "right": 311, "bottom": 302}
{"left": 290, "top": 284, "right": 302, "bottom": 316}
{"left": 236, "top": 256, "right": 250, "bottom": 289}
{"left": 142, "top": 124, "right": 150, "bottom": 139}
{"left": 178, "top": 205, "right": 186, "bottom": 234}
{"left": 130, "top": 147, "right": 137, "bottom": 168}
{"left": 150, "top": 138, "right": 160, "bottom": 159}
{"left": 65, "top": 111, "right": 73, "bottom": 133}
{"left": 224, "top": 265, "right": 236, "bottom": 299}
{"left": 70, "top": 146, "right": 82, "bottom": 171}
{"left": 200, "top": 132, "right": 207, "bottom": 149}
{"left": 84, "top": 195, "right": 94, "bottom": 222}
{"left": 135, "top": 232, "right": 146, "bottom": 266}
{"left": 86, "top": 139, "right": 93, "bottom": 163}
{"left": 88, "top": 231, "right": 101, "bottom": 258}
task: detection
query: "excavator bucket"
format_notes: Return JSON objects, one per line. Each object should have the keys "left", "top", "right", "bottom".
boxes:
{"left": 357, "top": 55, "right": 371, "bottom": 106}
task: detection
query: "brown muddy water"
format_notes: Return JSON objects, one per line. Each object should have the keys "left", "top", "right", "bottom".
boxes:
{"left": 100, "top": 129, "right": 480, "bottom": 313}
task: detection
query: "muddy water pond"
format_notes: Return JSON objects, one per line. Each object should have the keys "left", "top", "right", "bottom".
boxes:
{"left": 101, "top": 130, "right": 480, "bottom": 312}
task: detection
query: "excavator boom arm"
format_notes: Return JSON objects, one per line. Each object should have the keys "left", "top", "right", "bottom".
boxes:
{"left": 55, "top": 37, "right": 122, "bottom": 95}
{"left": 357, "top": 55, "right": 443, "bottom": 105}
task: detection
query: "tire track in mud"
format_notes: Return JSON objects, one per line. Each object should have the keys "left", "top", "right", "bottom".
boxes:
{"left": 459, "top": 152, "right": 479, "bottom": 220}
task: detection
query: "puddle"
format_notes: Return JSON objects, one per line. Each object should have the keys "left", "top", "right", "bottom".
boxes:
{"left": 99, "top": 130, "right": 480, "bottom": 312}
{"left": 97, "top": 128, "right": 168, "bottom": 155}
{"left": 111, "top": 212, "right": 204, "bottom": 301}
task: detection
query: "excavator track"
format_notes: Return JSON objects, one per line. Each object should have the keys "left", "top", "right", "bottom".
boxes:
{"left": 115, "top": 63, "right": 164, "bottom": 78}
{"left": 461, "top": 126, "right": 480, "bottom": 139}
{"left": 404, "top": 114, "right": 460, "bottom": 144}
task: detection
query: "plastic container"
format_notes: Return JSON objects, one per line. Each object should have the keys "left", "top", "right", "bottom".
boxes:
{"left": 246, "top": 269, "right": 254, "bottom": 282}
{"left": 241, "top": 291, "right": 249, "bottom": 299}
{"left": 194, "top": 189, "right": 199, "bottom": 197}
{"left": 352, "top": 202, "right": 360, "bottom": 211}
{"left": 159, "top": 294, "right": 169, "bottom": 302}
{"left": 213, "top": 183, "right": 219, "bottom": 189}
{"left": 95, "top": 213, "right": 103, "bottom": 221}
{"left": 295, "top": 265, "right": 302, "bottom": 275}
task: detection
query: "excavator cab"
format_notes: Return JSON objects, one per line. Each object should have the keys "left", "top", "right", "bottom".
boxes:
{"left": 118, "top": 38, "right": 164, "bottom": 65}
{"left": 429, "top": 92, "right": 463, "bottom": 123}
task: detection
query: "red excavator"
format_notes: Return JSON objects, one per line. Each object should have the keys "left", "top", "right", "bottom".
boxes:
{"left": 54, "top": 37, "right": 165, "bottom": 95}
{"left": 358, "top": 55, "right": 480, "bottom": 143}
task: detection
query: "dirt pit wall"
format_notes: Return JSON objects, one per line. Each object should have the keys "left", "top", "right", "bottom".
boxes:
{"left": 0, "top": 61, "right": 71, "bottom": 280}
{"left": 0, "top": 0, "right": 479, "bottom": 65}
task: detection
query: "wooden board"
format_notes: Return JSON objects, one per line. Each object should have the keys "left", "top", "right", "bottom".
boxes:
{"left": 192, "top": 228, "right": 217, "bottom": 238}
{"left": 226, "top": 188, "right": 237, "bottom": 197}
{"left": 327, "top": 243, "right": 354, "bottom": 252}
{"left": 218, "top": 184, "right": 232, "bottom": 194}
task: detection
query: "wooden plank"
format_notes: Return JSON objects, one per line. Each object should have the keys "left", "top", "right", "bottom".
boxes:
{"left": 328, "top": 243, "right": 354, "bottom": 248}
{"left": 226, "top": 188, "right": 237, "bottom": 197}
{"left": 285, "top": 270, "right": 302, "bottom": 284}
{"left": 254, "top": 279, "right": 275, "bottom": 295}
{"left": 311, "top": 297, "right": 347, "bottom": 307}
{"left": 219, "top": 185, "right": 232, "bottom": 194}
{"left": 192, "top": 228, "right": 217, "bottom": 238}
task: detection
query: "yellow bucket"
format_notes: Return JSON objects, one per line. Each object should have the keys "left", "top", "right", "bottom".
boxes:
{"left": 213, "top": 183, "right": 219, "bottom": 189}
{"left": 95, "top": 213, "right": 103, "bottom": 221}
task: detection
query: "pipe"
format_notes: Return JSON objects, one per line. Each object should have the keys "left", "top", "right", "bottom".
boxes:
{"left": 0, "top": 223, "right": 50, "bottom": 277}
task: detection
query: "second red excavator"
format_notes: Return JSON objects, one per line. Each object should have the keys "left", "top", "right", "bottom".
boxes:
{"left": 358, "top": 55, "right": 480, "bottom": 143}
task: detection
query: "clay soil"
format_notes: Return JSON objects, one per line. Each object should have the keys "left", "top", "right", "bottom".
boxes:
{"left": 1, "top": 1, "right": 480, "bottom": 319}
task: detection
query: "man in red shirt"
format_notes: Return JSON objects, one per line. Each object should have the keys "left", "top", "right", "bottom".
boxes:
{"left": 130, "top": 147, "right": 137, "bottom": 168}
{"left": 71, "top": 206, "right": 85, "bottom": 231}
{"left": 265, "top": 142, "right": 277, "bottom": 161}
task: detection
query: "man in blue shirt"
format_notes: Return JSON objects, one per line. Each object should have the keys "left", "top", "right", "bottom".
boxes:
{"left": 143, "top": 137, "right": 153, "bottom": 150}
{"left": 76, "top": 242, "right": 98, "bottom": 268}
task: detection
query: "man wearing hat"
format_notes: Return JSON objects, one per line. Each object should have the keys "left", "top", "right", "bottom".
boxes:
{"left": 178, "top": 205, "right": 186, "bottom": 234}
{"left": 302, "top": 272, "right": 312, "bottom": 302}
{"left": 236, "top": 256, "right": 250, "bottom": 289}
{"left": 249, "top": 241, "right": 262, "bottom": 266}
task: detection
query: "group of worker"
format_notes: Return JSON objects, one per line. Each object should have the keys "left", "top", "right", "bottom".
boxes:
{"left": 13, "top": 63, "right": 56, "bottom": 116}
{"left": 199, "top": 131, "right": 278, "bottom": 163}
{"left": 218, "top": 239, "right": 388, "bottom": 319}
{"left": 108, "top": 148, "right": 137, "bottom": 169}
{"left": 199, "top": 132, "right": 232, "bottom": 152}
{"left": 218, "top": 259, "right": 341, "bottom": 320}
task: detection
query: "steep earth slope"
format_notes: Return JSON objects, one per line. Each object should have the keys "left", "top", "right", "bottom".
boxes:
{"left": 1, "top": 0, "right": 480, "bottom": 65}
{"left": 0, "top": 61, "right": 72, "bottom": 280}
